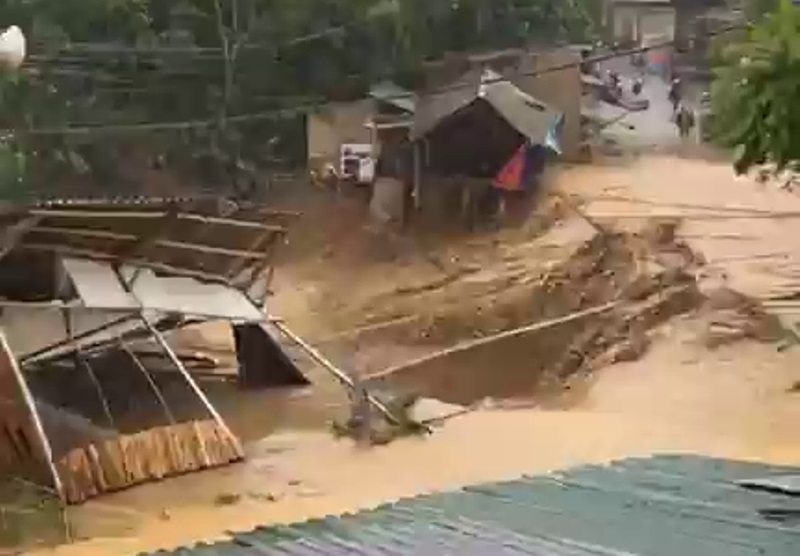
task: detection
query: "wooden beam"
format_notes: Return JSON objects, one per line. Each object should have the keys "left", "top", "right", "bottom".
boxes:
{"left": 226, "top": 229, "right": 278, "bottom": 280}
{"left": 31, "top": 225, "right": 138, "bottom": 242}
{"left": 19, "top": 244, "right": 236, "bottom": 285}
{"left": 0, "top": 216, "right": 41, "bottom": 261}
{"left": 367, "top": 301, "right": 620, "bottom": 382}
{"left": 29, "top": 208, "right": 286, "bottom": 233}
{"left": 29, "top": 225, "right": 270, "bottom": 260}
{"left": 268, "top": 319, "right": 414, "bottom": 430}
{"left": 140, "top": 315, "right": 238, "bottom": 443}
{"left": 113, "top": 265, "right": 240, "bottom": 444}
{"left": 19, "top": 313, "right": 140, "bottom": 365}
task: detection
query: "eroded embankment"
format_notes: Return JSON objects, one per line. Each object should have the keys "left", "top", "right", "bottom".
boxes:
{"left": 365, "top": 220, "right": 783, "bottom": 405}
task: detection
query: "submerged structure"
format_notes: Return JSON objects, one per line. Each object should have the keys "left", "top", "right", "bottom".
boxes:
{"left": 0, "top": 197, "right": 313, "bottom": 503}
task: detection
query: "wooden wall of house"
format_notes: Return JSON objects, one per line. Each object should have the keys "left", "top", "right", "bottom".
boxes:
{"left": 513, "top": 48, "right": 583, "bottom": 160}
{"left": 306, "top": 99, "right": 375, "bottom": 170}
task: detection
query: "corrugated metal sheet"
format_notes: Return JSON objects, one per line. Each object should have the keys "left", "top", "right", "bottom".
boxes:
{"left": 118, "top": 266, "right": 265, "bottom": 322}
{"left": 144, "top": 455, "right": 800, "bottom": 555}
{"left": 369, "top": 81, "right": 416, "bottom": 114}
{"left": 412, "top": 68, "right": 561, "bottom": 145}
{"left": 63, "top": 259, "right": 264, "bottom": 321}
{"left": 739, "top": 476, "right": 800, "bottom": 497}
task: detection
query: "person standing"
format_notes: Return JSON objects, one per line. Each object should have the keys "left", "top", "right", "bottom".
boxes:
{"left": 675, "top": 103, "right": 695, "bottom": 140}
{"left": 668, "top": 78, "right": 682, "bottom": 113}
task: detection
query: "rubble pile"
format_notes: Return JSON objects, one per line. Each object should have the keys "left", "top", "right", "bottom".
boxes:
{"left": 700, "top": 287, "right": 786, "bottom": 349}
{"left": 367, "top": 218, "right": 781, "bottom": 405}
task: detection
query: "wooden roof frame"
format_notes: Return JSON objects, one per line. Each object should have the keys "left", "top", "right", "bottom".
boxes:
{"left": 0, "top": 199, "right": 295, "bottom": 293}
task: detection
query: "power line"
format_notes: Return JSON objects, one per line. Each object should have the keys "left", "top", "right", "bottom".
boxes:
{"left": 26, "top": 6, "right": 389, "bottom": 61}
{"left": 10, "top": 24, "right": 746, "bottom": 138}
{"left": 18, "top": 15, "right": 382, "bottom": 87}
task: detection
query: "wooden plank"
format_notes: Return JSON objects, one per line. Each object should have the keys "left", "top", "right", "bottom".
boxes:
{"left": 29, "top": 208, "right": 286, "bottom": 232}
{"left": 31, "top": 225, "right": 270, "bottom": 260}
{"left": 192, "top": 421, "right": 212, "bottom": 468}
{"left": 87, "top": 444, "right": 108, "bottom": 493}
{"left": 53, "top": 423, "right": 245, "bottom": 504}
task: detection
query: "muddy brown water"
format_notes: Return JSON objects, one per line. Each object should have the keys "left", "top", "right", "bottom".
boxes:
{"left": 15, "top": 156, "right": 800, "bottom": 556}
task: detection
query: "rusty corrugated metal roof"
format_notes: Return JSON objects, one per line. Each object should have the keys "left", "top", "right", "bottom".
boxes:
{"left": 144, "top": 455, "right": 800, "bottom": 555}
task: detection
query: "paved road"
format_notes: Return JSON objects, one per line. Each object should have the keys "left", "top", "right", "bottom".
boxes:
{"left": 593, "top": 57, "right": 703, "bottom": 150}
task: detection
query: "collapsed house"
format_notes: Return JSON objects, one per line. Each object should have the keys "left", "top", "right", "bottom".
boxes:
{"left": 0, "top": 197, "right": 315, "bottom": 503}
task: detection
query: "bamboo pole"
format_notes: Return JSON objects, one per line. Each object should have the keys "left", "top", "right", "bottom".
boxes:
{"left": 28, "top": 225, "right": 268, "bottom": 259}
{"left": 76, "top": 355, "right": 116, "bottom": 430}
{"left": 139, "top": 316, "right": 237, "bottom": 442}
{"left": 110, "top": 266, "right": 239, "bottom": 443}
{"left": 0, "top": 215, "right": 40, "bottom": 262}
{"left": 20, "top": 314, "right": 140, "bottom": 365}
{"left": 119, "top": 340, "right": 176, "bottom": 425}
{"left": 268, "top": 319, "right": 408, "bottom": 428}
{"left": 579, "top": 192, "right": 800, "bottom": 217}
{"left": 28, "top": 208, "right": 286, "bottom": 232}
{"left": 0, "top": 333, "right": 64, "bottom": 501}
{"left": 367, "top": 301, "right": 620, "bottom": 382}
{"left": 62, "top": 307, "right": 116, "bottom": 430}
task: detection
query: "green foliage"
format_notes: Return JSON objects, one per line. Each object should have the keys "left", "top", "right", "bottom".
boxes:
{"left": 710, "top": 0, "right": 800, "bottom": 174}
{"left": 745, "top": 0, "right": 780, "bottom": 22}
{"left": 0, "top": 0, "right": 596, "bottom": 198}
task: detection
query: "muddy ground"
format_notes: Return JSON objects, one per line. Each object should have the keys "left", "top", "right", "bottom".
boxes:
{"left": 18, "top": 155, "right": 800, "bottom": 556}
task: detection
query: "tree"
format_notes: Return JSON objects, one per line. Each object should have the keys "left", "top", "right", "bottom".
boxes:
{"left": 744, "top": 0, "right": 779, "bottom": 23}
{"left": 0, "top": 0, "right": 597, "bottom": 198}
{"left": 710, "top": 0, "right": 800, "bottom": 175}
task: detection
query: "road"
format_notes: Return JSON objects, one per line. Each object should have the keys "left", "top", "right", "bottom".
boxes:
{"left": 592, "top": 57, "right": 704, "bottom": 149}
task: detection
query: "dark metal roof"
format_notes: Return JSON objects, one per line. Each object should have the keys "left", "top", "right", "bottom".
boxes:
{"left": 144, "top": 455, "right": 800, "bottom": 555}
{"left": 411, "top": 68, "right": 561, "bottom": 145}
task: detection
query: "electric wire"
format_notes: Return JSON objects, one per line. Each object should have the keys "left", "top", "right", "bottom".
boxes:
{"left": 7, "top": 23, "right": 746, "bottom": 138}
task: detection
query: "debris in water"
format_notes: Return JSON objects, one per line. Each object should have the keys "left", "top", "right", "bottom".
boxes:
{"left": 330, "top": 388, "right": 429, "bottom": 445}
{"left": 700, "top": 287, "right": 786, "bottom": 349}
{"left": 214, "top": 493, "right": 241, "bottom": 506}
{"left": 247, "top": 492, "right": 280, "bottom": 503}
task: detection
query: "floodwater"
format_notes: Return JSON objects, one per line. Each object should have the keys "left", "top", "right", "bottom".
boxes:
{"left": 27, "top": 155, "right": 800, "bottom": 556}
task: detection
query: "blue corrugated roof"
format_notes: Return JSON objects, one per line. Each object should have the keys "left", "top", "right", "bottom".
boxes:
{"left": 145, "top": 455, "right": 800, "bottom": 555}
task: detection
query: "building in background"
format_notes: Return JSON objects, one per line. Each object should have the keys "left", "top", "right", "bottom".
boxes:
{"left": 306, "top": 82, "right": 415, "bottom": 177}
{"left": 306, "top": 45, "right": 583, "bottom": 175}
{"left": 608, "top": 0, "right": 676, "bottom": 45}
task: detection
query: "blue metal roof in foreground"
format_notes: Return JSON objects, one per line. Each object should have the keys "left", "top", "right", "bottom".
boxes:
{"left": 146, "top": 455, "right": 800, "bottom": 556}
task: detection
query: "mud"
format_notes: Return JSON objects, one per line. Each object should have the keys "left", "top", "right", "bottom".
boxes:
{"left": 15, "top": 155, "right": 800, "bottom": 556}
{"left": 361, "top": 224, "right": 710, "bottom": 404}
